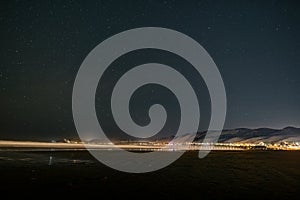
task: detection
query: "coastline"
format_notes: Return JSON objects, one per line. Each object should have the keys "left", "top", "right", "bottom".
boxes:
{"left": 0, "top": 140, "right": 299, "bottom": 151}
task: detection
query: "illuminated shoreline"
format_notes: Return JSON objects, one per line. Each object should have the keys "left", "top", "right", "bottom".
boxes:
{"left": 0, "top": 140, "right": 299, "bottom": 151}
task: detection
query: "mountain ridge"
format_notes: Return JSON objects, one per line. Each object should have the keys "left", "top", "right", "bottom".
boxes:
{"left": 170, "top": 126, "right": 300, "bottom": 143}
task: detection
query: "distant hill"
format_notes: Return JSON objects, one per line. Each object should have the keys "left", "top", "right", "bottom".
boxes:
{"left": 171, "top": 127, "right": 300, "bottom": 143}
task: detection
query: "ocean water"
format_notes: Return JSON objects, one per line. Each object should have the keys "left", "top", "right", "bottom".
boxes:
{"left": 0, "top": 150, "right": 299, "bottom": 198}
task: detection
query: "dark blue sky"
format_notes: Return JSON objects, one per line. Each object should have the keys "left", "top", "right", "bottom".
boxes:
{"left": 0, "top": 0, "right": 300, "bottom": 140}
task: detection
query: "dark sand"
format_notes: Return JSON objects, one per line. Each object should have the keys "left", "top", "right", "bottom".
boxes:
{"left": 0, "top": 150, "right": 300, "bottom": 198}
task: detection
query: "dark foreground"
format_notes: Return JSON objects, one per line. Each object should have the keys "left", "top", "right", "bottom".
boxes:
{"left": 0, "top": 150, "right": 300, "bottom": 198}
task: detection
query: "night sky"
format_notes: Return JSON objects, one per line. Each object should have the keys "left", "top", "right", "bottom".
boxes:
{"left": 1, "top": 0, "right": 300, "bottom": 141}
